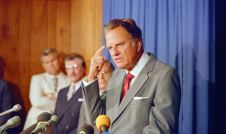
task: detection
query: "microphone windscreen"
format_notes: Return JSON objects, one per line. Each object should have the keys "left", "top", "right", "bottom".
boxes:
{"left": 37, "top": 112, "right": 51, "bottom": 122}
{"left": 49, "top": 114, "right": 59, "bottom": 124}
{"left": 13, "top": 104, "right": 22, "bottom": 112}
{"left": 6, "top": 116, "right": 21, "bottom": 128}
{"left": 19, "top": 112, "right": 51, "bottom": 134}
{"left": 95, "top": 115, "right": 110, "bottom": 131}
{"left": 79, "top": 125, "right": 94, "bottom": 134}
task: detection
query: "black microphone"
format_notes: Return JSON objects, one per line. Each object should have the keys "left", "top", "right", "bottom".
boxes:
{"left": 19, "top": 112, "right": 52, "bottom": 134}
{"left": 0, "top": 104, "right": 22, "bottom": 117}
{"left": 0, "top": 116, "right": 21, "bottom": 133}
{"left": 31, "top": 114, "right": 58, "bottom": 134}
{"left": 78, "top": 124, "right": 94, "bottom": 134}
{"left": 95, "top": 115, "right": 111, "bottom": 133}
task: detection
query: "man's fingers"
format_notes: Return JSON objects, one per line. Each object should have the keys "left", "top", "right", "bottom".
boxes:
{"left": 87, "top": 46, "right": 107, "bottom": 81}
{"left": 93, "top": 46, "right": 107, "bottom": 63}
{"left": 95, "top": 46, "right": 105, "bottom": 56}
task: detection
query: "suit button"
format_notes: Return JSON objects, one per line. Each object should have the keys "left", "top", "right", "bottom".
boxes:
{"left": 71, "top": 113, "right": 75, "bottom": 116}
{"left": 66, "top": 125, "right": 69, "bottom": 129}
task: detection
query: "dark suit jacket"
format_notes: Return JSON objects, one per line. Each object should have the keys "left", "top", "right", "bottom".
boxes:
{"left": 52, "top": 86, "right": 85, "bottom": 134}
{"left": 82, "top": 53, "right": 181, "bottom": 134}
{"left": 0, "top": 79, "right": 13, "bottom": 126}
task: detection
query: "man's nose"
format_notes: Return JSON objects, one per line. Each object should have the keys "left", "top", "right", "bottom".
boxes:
{"left": 111, "top": 47, "right": 118, "bottom": 56}
{"left": 67, "top": 68, "right": 74, "bottom": 74}
{"left": 49, "top": 63, "right": 54, "bottom": 67}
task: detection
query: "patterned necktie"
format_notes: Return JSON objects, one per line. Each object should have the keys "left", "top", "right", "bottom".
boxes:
{"left": 72, "top": 84, "right": 77, "bottom": 95}
{"left": 53, "top": 77, "right": 58, "bottom": 92}
{"left": 68, "top": 85, "right": 76, "bottom": 100}
{"left": 120, "top": 73, "right": 134, "bottom": 101}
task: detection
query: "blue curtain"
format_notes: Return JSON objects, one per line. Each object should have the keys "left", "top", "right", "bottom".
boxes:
{"left": 102, "top": 0, "right": 215, "bottom": 134}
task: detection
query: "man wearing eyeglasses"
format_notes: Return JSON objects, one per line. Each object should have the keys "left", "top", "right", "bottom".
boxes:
{"left": 52, "top": 53, "right": 87, "bottom": 134}
{"left": 97, "top": 61, "right": 114, "bottom": 98}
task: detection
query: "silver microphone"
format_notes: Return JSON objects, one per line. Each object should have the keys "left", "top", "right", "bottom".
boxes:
{"left": 0, "top": 116, "right": 21, "bottom": 133}
{"left": 31, "top": 114, "right": 59, "bottom": 134}
{"left": 0, "top": 104, "right": 22, "bottom": 117}
{"left": 79, "top": 124, "right": 94, "bottom": 134}
{"left": 19, "top": 112, "right": 52, "bottom": 134}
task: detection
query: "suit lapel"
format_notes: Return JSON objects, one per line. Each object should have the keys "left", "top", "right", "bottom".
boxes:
{"left": 106, "top": 70, "right": 124, "bottom": 122}
{"left": 111, "top": 74, "right": 148, "bottom": 124}
{"left": 58, "top": 87, "right": 82, "bottom": 120}
{"left": 110, "top": 53, "right": 157, "bottom": 124}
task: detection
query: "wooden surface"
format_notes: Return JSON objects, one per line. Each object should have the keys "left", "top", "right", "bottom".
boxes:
{"left": 0, "top": 0, "right": 102, "bottom": 112}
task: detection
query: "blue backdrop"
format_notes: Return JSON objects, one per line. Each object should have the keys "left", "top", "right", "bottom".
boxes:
{"left": 102, "top": 0, "right": 215, "bottom": 134}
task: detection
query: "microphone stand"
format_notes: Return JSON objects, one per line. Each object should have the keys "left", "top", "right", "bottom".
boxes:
{"left": 0, "top": 131, "right": 7, "bottom": 134}
{"left": 31, "top": 122, "right": 48, "bottom": 134}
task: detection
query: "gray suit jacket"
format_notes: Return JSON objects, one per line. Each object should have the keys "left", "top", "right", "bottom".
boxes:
{"left": 82, "top": 53, "right": 181, "bottom": 134}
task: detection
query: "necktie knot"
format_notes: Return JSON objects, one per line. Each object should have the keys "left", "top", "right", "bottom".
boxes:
{"left": 126, "top": 73, "right": 134, "bottom": 81}
{"left": 72, "top": 85, "right": 77, "bottom": 94}
{"left": 67, "top": 84, "right": 77, "bottom": 101}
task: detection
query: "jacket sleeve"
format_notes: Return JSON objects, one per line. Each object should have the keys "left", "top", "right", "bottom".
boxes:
{"left": 82, "top": 80, "right": 105, "bottom": 125}
{"left": 29, "top": 76, "right": 55, "bottom": 111}
{"left": 143, "top": 68, "right": 181, "bottom": 134}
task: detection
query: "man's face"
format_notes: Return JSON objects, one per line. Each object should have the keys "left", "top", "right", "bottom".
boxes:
{"left": 42, "top": 53, "right": 61, "bottom": 75}
{"left": 105, "top": 27, "right": 141, "bottom": 71}
{"left": 65, "top": 59, "right": 86, "bottom": 83}
{"left": 97, "top": 63, "right": 113, "bottom": 90}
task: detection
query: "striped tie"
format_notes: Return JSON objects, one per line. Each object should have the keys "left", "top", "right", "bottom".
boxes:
{"left": 53, "top": 77, "right": 58, "bottom": 92}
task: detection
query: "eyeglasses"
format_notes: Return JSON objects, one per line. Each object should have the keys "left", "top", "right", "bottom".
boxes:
{"left": 97, "top": 71, "right": 112, "bottom": 79}
{"left": 65, "top": 64, "right": 78, "bottom": 69}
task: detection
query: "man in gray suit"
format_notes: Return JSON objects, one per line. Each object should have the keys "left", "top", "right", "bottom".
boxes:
{"left": 82, "top": 18, "right": 181, "bottom": 134}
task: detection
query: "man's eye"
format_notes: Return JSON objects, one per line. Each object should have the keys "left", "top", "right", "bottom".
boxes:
{"left": 117, "top": 43, "right": 125, "bottom": 46}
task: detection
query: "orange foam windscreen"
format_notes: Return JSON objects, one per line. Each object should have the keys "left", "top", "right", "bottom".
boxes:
{"left": 95, "top": 115, "right": 111, "bottom": 131}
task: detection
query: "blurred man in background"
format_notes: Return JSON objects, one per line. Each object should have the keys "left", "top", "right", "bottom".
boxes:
{"left": 97, "top": 61, "right": 114, "bottom": 104}
{"left": 0, "top": 56, "right": 26, "bottom": 133}
{"left": 24, "top": 48, "right": 69, "bottom": 129}
{"left": 0, "top": 56, "right": 13, "bottom": 131}
{"left": 52, "top": 53, "right": 86, "bottom": 134}
{"left": 78, "top": 61, "right": 114, "bottom": 133}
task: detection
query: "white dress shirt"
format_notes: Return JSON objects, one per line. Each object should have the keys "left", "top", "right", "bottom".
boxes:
{"left": 127, "top": 52, "right": 150, "bottom": 86}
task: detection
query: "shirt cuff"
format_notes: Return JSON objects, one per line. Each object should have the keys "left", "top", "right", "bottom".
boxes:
{"left": 82, "top": 77, "right": 97, "bottom": 87}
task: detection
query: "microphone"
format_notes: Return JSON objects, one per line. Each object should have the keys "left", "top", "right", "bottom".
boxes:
{"left": 0, "top": 116, "right": 21, "bottom": 133}
{"left": 78, "top": 124, "right": 94, "bottom": 134}
{"left": 31, "top": 114, "right": 59, "bottom": 134}
{"left": 0, "top": 104, "right": 22, "bottom": 117}
{"left": 19, "top": 112, "right": 52, "bottom": 134}
{"left": 95, "top": 115, "right": 111, "bottom": 133}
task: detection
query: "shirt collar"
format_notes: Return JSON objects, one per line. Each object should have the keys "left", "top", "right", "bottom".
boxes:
{"left": 46, "top": 72, "right": 64, "bottom": 79}
{"left": 70, "top": 80, "right": 82, "bottom": 91}
{"left": 127, "top": 52, "right": 150, "bottom": 77}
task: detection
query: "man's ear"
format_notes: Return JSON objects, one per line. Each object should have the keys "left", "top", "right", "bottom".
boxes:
{"left": 136, "top": 40, "right": 143, "bottom": 52}
{"left": 84, "top": 69, "right": 87, "bottom": 76}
